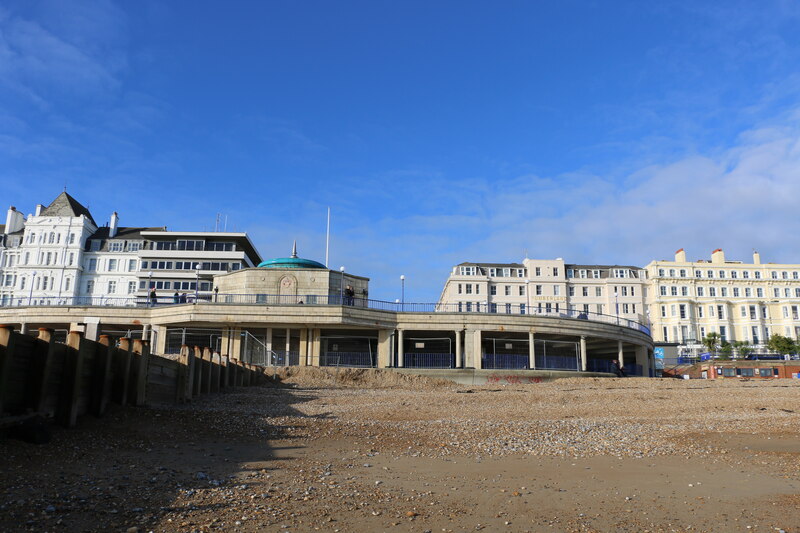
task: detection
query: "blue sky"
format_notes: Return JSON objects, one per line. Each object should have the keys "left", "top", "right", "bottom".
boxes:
{"left": 2, "top": 1, "right": 800, "bottom": 302}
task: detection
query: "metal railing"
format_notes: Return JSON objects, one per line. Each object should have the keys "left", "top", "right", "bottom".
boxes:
{"left": 0, "top": 293, "right": 651, "bottom": 335}
{"left": 403, "top": 353, "right": 454, "bottom": 369}
{"left": 482, "top": 353, "right": 529, "bottom": 369}
{"left": 320, "top": 352, "right": 376, "bottom": 368}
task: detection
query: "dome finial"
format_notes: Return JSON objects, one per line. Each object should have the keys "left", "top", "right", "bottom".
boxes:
{"left": 291, "top": 240, "right": 298, "bottom": 258}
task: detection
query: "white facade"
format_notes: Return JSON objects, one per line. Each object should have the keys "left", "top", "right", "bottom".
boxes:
{"left": 438, "top": 257, "right": 648, "bottom": 326}
{"left": 0, "top": 193, "right": 262, "bottom": 306}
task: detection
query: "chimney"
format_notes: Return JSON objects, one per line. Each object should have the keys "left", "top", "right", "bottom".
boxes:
{"left": 674, "top": 248, "right": 686, "bottom": 262}
{"left": 110, "top": 212, "right": 119, "bottom": 238}
{"left": 35, "top": 204, "right": 44, "bottom": 216}
{"left": 711, "top": 248, "right": 725, "bottom": 264}
{"left": 4, "top": 206, "right": 24, "bottom": 234}
{"left": 753, "top": 250, "right": 761, "bottom": 265}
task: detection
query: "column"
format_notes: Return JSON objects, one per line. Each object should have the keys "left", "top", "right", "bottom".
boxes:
{"left": 618, "top": 340, "right": 624, "bottom": 369}
{"left": 310, "top": 328, "right": 321, "bottom": 367}
{"left": 141, "top": 324, "right": 150, "bottom": 343}
{"left": 635, "top": 345, "right": 650, "bottom": 377}
{"left": 528, "top": 331, "right": 536, "bottom": 370}
{"left": 229, "top": 327, "right": 242, "bottom": 360}
{"left": 580, "top": 335, "right": 587, "bottom": 372}
{"left": 153, "top": 325, "right": 167, "bottom": 355}
{"left": 377, "top": 329, "right": 391, "bottom": 368}
{"left": 455, "top": 330, "right": 462, "bottom": 369}
{"left": 397, "top": 329, "right": 404, "bottom": 367}
{"left": 469, "top": 329, "right": 482, "bottom": 369}
{"left": 297, "top": 328, "right": 308, "bottom": 366}
{"left": 20, "top": 323, "right": 28, "bottom": 335}
{"left": 285, "top": 327, "right": 291, "bottom": 358}
{"left": 266, "top": 328, "right": 273, "bottom": 363}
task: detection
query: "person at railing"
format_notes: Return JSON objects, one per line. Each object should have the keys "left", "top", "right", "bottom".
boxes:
{"left": 149, "top": 287, "right": 157, "bottom": 307}
{"left": 180, "top": 292, "right": 187, "bottom": 304}
{"left": 612, "top": 359, "right": 626, "bottom": 377}
{"left": 173, "top": 291, "right": 180, "bottom": 304}
{"left": 577, "top": 311, "right": 588, "bottom": 320}
{"left": 344, "top": 285, "right": 355, "bottom": 306}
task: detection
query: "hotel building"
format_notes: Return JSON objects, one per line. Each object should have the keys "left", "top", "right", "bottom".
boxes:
{"left": 645, "top": 248, "right": 800, "bottom": 353}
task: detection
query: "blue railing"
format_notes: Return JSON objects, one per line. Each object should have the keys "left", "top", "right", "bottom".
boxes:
{"left": 0, "top": 293, "right": 651, "bottom": 335}
{"left": 403, "top": 353, "right": 454, "bottom": 368}
{"left": 320, "top": 352, "right": 376, "bottom": 368}
{"left": 482, "top": 353, "right": 529, "bottom": 369}
{"left": 535, "top": 354, "right": 579, "bottom": 371}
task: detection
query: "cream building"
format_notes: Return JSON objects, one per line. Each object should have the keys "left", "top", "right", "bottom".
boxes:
{"left": 645, "top": 248, "right": 800, "bottom": 353}
{"left": 438, "top": 257, "right": 648, "bottom": 328}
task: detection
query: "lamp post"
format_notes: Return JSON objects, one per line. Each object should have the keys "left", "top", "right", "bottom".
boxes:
{"left": 339, "top": 266, "right": 345, "bottom": 305}
{"left": 614, "top": 289, "right": 620, "bottom": 325}
{"left": 29, "top": 271, "right": 37, "bottom": 306}
{"left": 148, "top": 271, "right": 153, "bottom": 307}
{"left": 194, "top": 264, "right": 201, "bottom": 302}
{"left": 525, "top": 279, "right": 530, "bottom": 315}
{"left": 400, "top": 275, "right": 405, "bottom": 311}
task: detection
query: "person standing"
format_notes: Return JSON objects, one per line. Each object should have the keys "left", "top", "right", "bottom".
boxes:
{"left": 173, "top": 291, "right": 180, "bottom": 304}
{"left": 149, "top": 287, "right": 157, "bottom": 307}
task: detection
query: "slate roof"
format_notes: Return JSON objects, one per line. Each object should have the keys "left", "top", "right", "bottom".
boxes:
{"left": 40, "top": 192, "right": 96, "bottom": 225}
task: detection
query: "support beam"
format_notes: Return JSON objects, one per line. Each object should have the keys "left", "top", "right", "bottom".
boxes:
{"left": 455, "top": 330, "right": 462, "bottom": 369}
{"left": 299, "top": 328, "right": 308, "bottom": 366}
{"left": 635, "top": 345, "right": 650, "bottom": 377}
{"left": 618, "top": 340, "right": 624, "bottom": 369}
{"left": 580, "top": 335, "right": 587, "bottom": 372}
{"left": 397, "top": 329, "right": 404, "bottom": 368}
{"left": 377, "top": 329, "right": 391, "bottom": 368}
{"left": 528, "top": 331, "right": 536, "bottom": 370}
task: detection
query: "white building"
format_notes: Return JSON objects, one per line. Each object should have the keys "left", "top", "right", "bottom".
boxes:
{"left": 438, "top": 257, "right": 648, "bottom": 327}
{"left": 0, "top": 192, "right": 262, "bottom": 306}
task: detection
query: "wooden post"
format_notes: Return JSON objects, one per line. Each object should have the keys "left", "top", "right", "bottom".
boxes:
{"left": 131, "top": 339, "right": 150, "bottom": 406}
{"left": 202, "top": 347, "right": 212, "bottom": 394}
{"left": 0, "top": 325, "right": 15, "bottom": 414}
{"left": 113, "top": 338, "right": 133, "bottom": 405}
{"left": 220, "top": 355, "right": 229, "bottom": 389}
{"left": 56, "top": 331, "right": 85, "bottom": 427}
{"left": 210, "top": 353, "right": 221, "bottom": 393}
{"left": 90, "top": 335, "right": 114, "bottom": 416}
{"left": 33, "top": 329, "right": 56, "bottom": 414}
{"left": 192, "top": 346, "right": 203, "bottom": 396}
{"left": 177, "top": 345, "right": 190, "bottom": 402}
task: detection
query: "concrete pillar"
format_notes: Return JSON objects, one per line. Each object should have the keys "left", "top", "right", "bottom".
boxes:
{"left": 285, "top": 328, "right": 291, "bottom": 356}
{"left": 298, "top": 328, "right": 308, "bottom": 366}
{"left": 580, "top": 335, "right": 587, "bottom": 372}
{"left": 466, "top": 329, "right": 482, "bottom": 369}
{"left": 618, "top": 340, "right": 624, "bottom": 368}
{"left": 266, "top": 327, "right": 273, "bottom": 354}
{"left": 378, "top": 329, "right": 391, "bottom": 368}
{"left": 310, "top": 328, "right": 321, "bottom": 367}
{"left": 141, "top": 324, "right": 149, "bottom": 343}
{"left": 20, "top": 322, "right": 28, "bottom": 335}
{"left": 635, "top": 345, "right": 650, "bottom": 377}
{"left": 153, "top": 325, "right": 167, "bottom": 355}
{"left": 229, "top": 327, "right": 242, "bottom": 360}
{"left": 455, "top": 330, "right": 462, "bottom": 369}
{"left": 397, "top": 329, "right": 404, "bottom": 367}
{"left": 528, "top": 331, "right": 536, "bottom": 370}
{"left": 85, "top": 321, "right": 99, "bottom": 341}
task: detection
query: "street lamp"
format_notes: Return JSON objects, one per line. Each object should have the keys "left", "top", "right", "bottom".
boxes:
{"left": 148, "top": 271, "right": 153, "bottom": 307}
{"left": 29, "top": 271, "right": 37, "bottom": 305}
{"left": 525, "top": 279, "right": 530, "bottom": 315}
{"left": 614, "top": 289, "right": 620, "bottom": 325}
{"left": 339, "top": 266, "right": 345, "bottom": 305}
{"left": 400, "top": 275, "right": 405, "bottom": 311}
{"left": 194, "top": 264, "right": 201, "bottom": 302}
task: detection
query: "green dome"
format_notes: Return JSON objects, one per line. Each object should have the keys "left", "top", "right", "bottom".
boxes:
{"left": 258, "top": 257, "right": 326, "bottom": 269}
{"left": 257, "top": 241, "right": 327, "bottom": 269}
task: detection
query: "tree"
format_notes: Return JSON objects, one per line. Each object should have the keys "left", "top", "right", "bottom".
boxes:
{"left": 718, "top": 341, "right": 733, "bottom": 360}
{"left": 767, "top": 334, "right": 797, "bottom": 355}
{"left": 701, "top": 332, "right": 721, "bottom": 356}
{"left": 732, "top": 340, "right": 753, "bottom": 359}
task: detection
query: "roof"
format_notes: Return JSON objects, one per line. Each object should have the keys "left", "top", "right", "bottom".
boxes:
{"left": 457, "top": 262, "right": 525, "bottom": 268}
{"left": 139, "top": 230, "right": 262, "bottom": 264}
{"left": 40, "top": 192, "right": 96, "bottom": 225}
{"left": 85, "top": 226, "right": 166, "bottom": 251}
{"left": 258, "top": 241, "right": 326, "bottom": 269}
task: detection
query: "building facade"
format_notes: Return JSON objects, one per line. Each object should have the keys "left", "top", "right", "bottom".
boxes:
{"left": 645, "top": 248, "right": 800, "bottom": 354}
{"left": 438, "top": 257, "right": 648, "bottom": 327}
{"left": 0, "top": 192, "right": 262, "bottom": 306}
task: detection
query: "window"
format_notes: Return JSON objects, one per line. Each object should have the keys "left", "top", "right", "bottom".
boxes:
{"left": 128, "top": 281, "right": 137, "bottom": 294}
{"left": 535, "top": 267, "right": 542, "bottom": 276}
{"left": 128, "top": 259, "right": 137, "bottom": 272}
{"left": 127, "top": 241, "right": 141, "bottom": 252}
{"left": 90, "top": 240, "right": 101, "bottom": 251}
{"left": 745, "top": 288, "right": 752, "bottom": 297}
{"left": 786, "top": 288, "right": 792, "bottom": 297}
{"left": 20, "top": 277, "right": 26, "bottom": 290}
{"left": 503, "top": 268, "right": 511, "bottom": 277}
{"left": 707, "top": 270, "right": 714, "bottom": 278}
{"left": 660, "top": 305, "right": 667, "bottom": 317}
{"left": 749, "top": 305, "right": 757, "bottom": 319}
{"left": 755, "top": 271, "right": 762, "bottom": 279}
{"left": 490, "top": 285, "right": 497, "bottom": 295}
{"left": 717, "top": 305, "right": 725, "bottom": 319}
{"left": 669, "top": 269, "right": 676, "bottom": 277}
{"left": 670, "top": 304, "right": 676, "bottom": 317}
{"left": 758, "top": 368, "right": 773, "bottom": 377}
{"left": 670, "top": 286, "right": 677, "bottom": 296}
{"left": 681, "top": 286, "right": 689, "bottom": 296}
{"left": 722, "top": 368, "right": 736, "bottom": 377}
{"left": 64, "top": 277, "right": 71, "bottom": 291}
{"left": 658, "top": 268, "right": 665, "bottom": 277}
{"left": 553, "top": 286, "right": 560, "bottom": 296}
{"left": 108, "top": 259, "right": 117, "bottom": 271}
{"left": 505, "top": 303, "right": 512, "bottom": 314}
{"left": 771, "top": 271, "right": 778, "bottom": 279}
{"left": 86, "top": 280, "right": 94, "bottom": 294}
{"left": 733, "top": 287, "right": 740, "bottom": 297}
{"left": 697, "top": 306, "right": 704, "bottom": 318}
{"left": 721, "top": 287, "right": 728, "bottom": 297}
{"left": 465, "top": 284, "right": 472, "bottom": 294}
{"left": 697, "top": 287, "right": 704, "bottom": 297}
{"left": 579, "top": 270, "right": 587, "bottom": 278}
{"left": 177, "top": 240, "right": 204, "bottom": 251}
{"left": 108, "top": 280, "right": 116, "bottom": 294}
{"left": 457, "top": 284, "right": 462, "bottom": 294}
{"left": 679, "top": 304, "right": 686, "bottom": 319}
{"left": 505, "top": 285, "right": 511, "bottom": 296}
{"left": 774, "top": 288, "right": 781, "bottom": 298}
{"left": 695, "top": 270, "right": 702, "bottom": 278}
{"left": 660, "top": 286, "right": 667, "bottom": 296}
{"left": 108, "top": 241, "right": 123, "bottom": 252}
{"left": 488, "top": 268, "right": 496, "bottom": 277}
{"left": 569, "top": 286, "right": 575, "bottom": 296}
{"left": 740, "top": 305, "right": 746, "bottom": 318}
{"left": 88, "top": 258, "right": 97, "bottom": 271}
{"left": 709, "top": 287, "right": 716, "bottom": 297}
{"left": 595, "top": 287, "right": 602, "bottom": 297}
{"left": 517, "top": 269, "right": 524, "bottom": 278}
{"left": 731, "top": 271, "right": 738, "bottom": 279}
{"left": 782, "top": 271, "right": 789, "bottom": 280}
{"left": 459, "top": 266, "right": 476, "bottom": 276}
{"left": 622, "top": 286, "right": 629, "bottom": 296}
{"left": 679, "top": 269, "right": 686, "bottom": 277}
{"left": 582, "top": 287, "right": 588, "bottom": 297}
{"left": 535, "top": 285, "right": 542, "bottom": 295}
{"left": 68, "top": 233, "right": 75, "bottom": 244}
{"left": 740, "top": 368, "right": 755, "bottom": 377}
{"left": 553, "top": 267, "right": 558, "bottom": 276}
{"left": 757, "top": 288, "right": 764, "bottom": 298}
{"left": 592, "top": 270, "right": 601, "bottom": 278}
{"left": 719, "top": 270, "right": 726, "bottom": 279}
{"left": 622, "top": 303, "right": 630, "bottom": 313}
{"left": 743, "top": 271, "right": 750, "bottom": 279}
{"left": 206, "top": 242, "right": 234, "bottom": 252}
